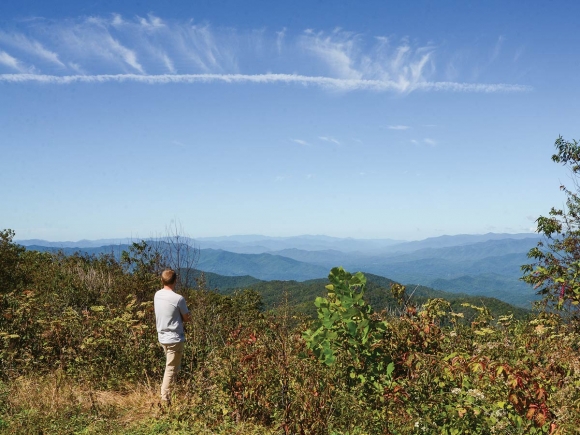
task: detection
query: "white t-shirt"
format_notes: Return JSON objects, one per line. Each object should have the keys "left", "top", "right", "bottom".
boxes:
{"left": 154, "top": 289, "right": 190, "bottom": 344}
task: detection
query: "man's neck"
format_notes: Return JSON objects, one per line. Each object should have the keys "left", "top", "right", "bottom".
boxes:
{"left": 163, "top": 285, "right": 175, "bottom": 291}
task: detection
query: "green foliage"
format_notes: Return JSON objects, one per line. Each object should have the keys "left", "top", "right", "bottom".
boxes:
{"left": 304, "top": 268, "right": 392, "bottom": 393}
{"left": 120, "top": 241, "right": 165, "bottom": 302}
{"left": 302, "top": 268, "right": 578, "bottom": 433}
{"left": 0, "top": 229, "right": 26, "bottom": 293}
{"left": 523, "top": 136, "right": 580, "bottom": 314}
{"left": 303, "top": 268, "right": 402, "bottom": 432}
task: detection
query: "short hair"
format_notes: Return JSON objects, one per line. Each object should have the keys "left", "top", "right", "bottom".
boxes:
{"left": 161, "top": 269, "right": 177, "bottom": 286}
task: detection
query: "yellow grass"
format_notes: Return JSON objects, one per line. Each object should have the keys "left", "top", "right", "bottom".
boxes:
{"left": 6, "top": 373, "right": 159, "bottom": 426}
{"left": 3, "top": 374, "right": 278, "bottom": 434}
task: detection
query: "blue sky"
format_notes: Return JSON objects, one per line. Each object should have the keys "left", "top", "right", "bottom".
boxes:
{"left": 1, "top": 0, "right": 579, "bottom": 241}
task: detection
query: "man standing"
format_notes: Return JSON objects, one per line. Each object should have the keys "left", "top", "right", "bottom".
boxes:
{"left": 154, "top": 269, "right": 191, "bottom": 404}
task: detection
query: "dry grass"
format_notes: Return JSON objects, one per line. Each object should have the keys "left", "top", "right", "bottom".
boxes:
{"left": 5, "top": 373, "right": 159, "bottom": 426}
{"left": 2, "top": 374, "right": 279, "bottom": 434}
{"left": 93, "top": 383, "right": 159, "bottom": 423}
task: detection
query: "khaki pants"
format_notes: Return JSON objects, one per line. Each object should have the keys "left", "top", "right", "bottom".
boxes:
{"left": 160, "top": 341, "right": 184, "bottom": 402}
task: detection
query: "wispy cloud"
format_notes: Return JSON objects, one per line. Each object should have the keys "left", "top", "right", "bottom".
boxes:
{"left": 0, "top": 32, "right": 64, "bottom": 68}
{"left": 319, "top": 136, "right": 340, "bottom": 145}
{"left": 291, "top": 138, "right": 309, "bottom": 146}
{"left": 48, "top": 17, "right": 145, "bottom": 73}
{"left": 110, "top": 13, "right": 175, "bottom": 73}
{"left": 111, "top": 13, "right": 124, "bottom": 27}
{"left": 106, "top": 36, "right": 144, "bottom": 73}
{"left": 410, "top": 137, "right": 438, "bottom": 147}
{"left": 491, "top": 35, "right": 505, "bottom": 62}
{"left": 276, "top": 28, "right": 286, "bottom": 54}
{"left": 299, "top": 30, "right": 442, "bottom": 92}
{"left": 514, "top": 46, "right": 525, "bottom": 63}
{"left": 0, "top": 50, "right": 27, "bottom": 72}
{"left": 388, "top": 125, "right": 409, "bottom": 130}
{"left": 410, "top": 138, "right": 438, "bottom": 146}
{"left": 300, "top": 29, "right": 363, "bottom": 80}
{"left": 159, "top": 52, "right": 176, "bottom": 73}
{"left": 137, "top": 14, "right": 166, "bottom": 30}
{"left": 0, "top": 16, "right": 532, "bottom": 94}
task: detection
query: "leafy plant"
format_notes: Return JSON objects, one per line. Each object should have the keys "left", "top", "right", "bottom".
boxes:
{"left": 523, "top": 136, "right": 580, "bottom": 314}
{"left": 304, "top": 267, "right": 393, "bottom": 391}
{"left": 0, "top": 229, "right": 26, "bottom": 293}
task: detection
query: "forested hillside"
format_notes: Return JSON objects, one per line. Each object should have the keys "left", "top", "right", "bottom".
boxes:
{"left": 215, "top": 274, "right": 529, "bottom": 320}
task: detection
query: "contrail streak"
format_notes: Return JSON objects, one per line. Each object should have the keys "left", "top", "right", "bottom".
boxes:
{"left": 0, "top": 73, "right": 532, "bottom": 93}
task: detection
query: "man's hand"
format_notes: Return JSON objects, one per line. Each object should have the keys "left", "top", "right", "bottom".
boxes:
{"left": 182, "top": 312, "right": 192, "bottom": 323}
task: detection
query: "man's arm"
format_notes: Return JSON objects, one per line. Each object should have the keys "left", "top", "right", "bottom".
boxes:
{"left": 177, "top": 297, "right": 191, "bottom": 323}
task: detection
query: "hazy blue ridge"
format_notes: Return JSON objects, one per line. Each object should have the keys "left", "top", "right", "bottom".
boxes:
{"left": 18, "top": 233, "right": 538, "bottom": 255}
{"left": 382, "top": 233, "right": 540, "bottom": 253}
{"left": 264, "top": 252, "right": 532, "bottom": 283}
{"left": 373, "top": 237, "right": 542, "bottom": 263}
{"left": 346, "top": 255, "right": 537, "bottom": 308}
{"left": 267, "top": 237, "right": 541, "bottom": 266}
{"left": 17, "top": 239, "right": 133, "bottom": 248}
{"left": 196, "top": 233, "right": 539, "bottom": 255}
{"left": 428, "top": 274, "right": 539, "bottom": 308}
{"left": 17, "top": 234, "right": 403, "bottom": 253}
{"left": 267, "top": 248, "right": 356, "bottom": 266}
{"left": 196, "top": 235, "right": 403, "bottom": 253}
{"left": 195, "top": 249, "right": 329, "bottom": 281}
{"left": 346, "top": 253, "right": 527, "bottom": 282}
{"left": 24, "top": 244, "right": 129, "bottom": 257}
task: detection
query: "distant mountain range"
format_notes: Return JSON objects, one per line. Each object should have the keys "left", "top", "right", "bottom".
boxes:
{"left": 194, "top": 235, "right": 403, "bottom": 254}
{"left": 16, "top": 238, "right": 134, "bottom": 248}
{"left": 18, "top": 234, "right": 403, "bottom": 254}
{"left": 16, "top": 232, "right": 538, "bottom": 254}
{"left": 18, "top": 232, "right": 543, "bottom": 308}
